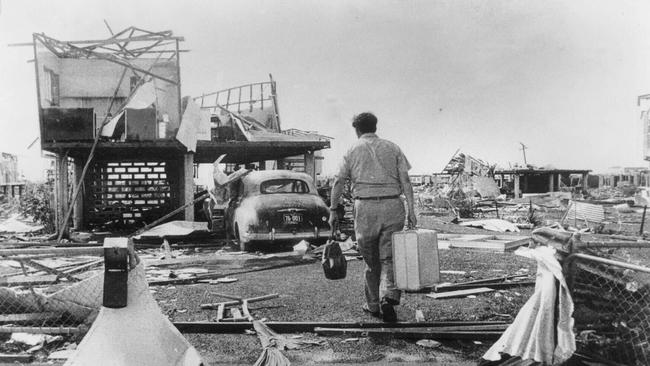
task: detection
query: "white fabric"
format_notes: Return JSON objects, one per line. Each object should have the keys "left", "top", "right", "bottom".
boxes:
{"left": 125, "top": 81, "right": 156, "bottom": 109}
{"left": 100, "top": 81, "right": 157, "bottom": 137}
{"left": 99, "top": 110, "right": 124, "bottom": 137}
{"left": 176, "top": 98, "right": 211, "bottom": 151}
{"left": 198, "top": 109, "right": 212, "bottom": 141}
{"left": 483, "top": 246, "right": 575, "bottom": 364}
{"left": 64, "top": 264, "right": 203, "bottom": 366}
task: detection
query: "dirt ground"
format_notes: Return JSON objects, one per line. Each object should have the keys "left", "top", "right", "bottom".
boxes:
{"left": 151, "top": 216, "right": 537, "bottom": 365}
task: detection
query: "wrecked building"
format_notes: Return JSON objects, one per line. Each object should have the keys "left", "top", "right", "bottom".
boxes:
{"left": 494, "top": 168, "right": 590, "bottom": 198}
{"left": 590, "top": 166, "right": 650, "bottom": 188}
{"left": 32, "top": 27, "right": 330, "bottom": 232}
{"left": 0, "top": 153, "right": 25, "bottom": 198}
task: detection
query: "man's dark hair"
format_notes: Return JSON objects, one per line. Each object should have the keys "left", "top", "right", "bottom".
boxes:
{"left": 352, "top": 112, "right": 377, "bottom": 133}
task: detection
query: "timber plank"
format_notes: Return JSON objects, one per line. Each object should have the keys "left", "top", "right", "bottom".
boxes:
{"left": 0, "top": 353, "right": 33, "bottom": 363}
{"left": 314, "top": 327, "right": 503, "bottom": 340}
{"left": 0, "top": 275, "right": 58, "bottom": 287}
{"left": 426, "top": 287, "right": 494, "bottom": 299}
{"left": 0, "top": 312, "right": 61, "bottom": 324}
{"left": 173, "top": 321, "right": 509, "bottom": 334}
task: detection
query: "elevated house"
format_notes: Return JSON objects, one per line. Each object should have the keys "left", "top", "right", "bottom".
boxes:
{"left": 32, "top": 27, "right": 329, "bottom": 232}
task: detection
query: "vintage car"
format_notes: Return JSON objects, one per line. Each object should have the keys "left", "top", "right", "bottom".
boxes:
{"left": 222, "top": 170, "right": 332, "bottom": 251}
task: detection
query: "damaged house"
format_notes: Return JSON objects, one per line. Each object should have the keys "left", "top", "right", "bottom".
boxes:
{"left": 495, "top": 167, "right": 590, "bottom": 198}
{"left": 32, "top": 27, "right": 330, "bottom": 233}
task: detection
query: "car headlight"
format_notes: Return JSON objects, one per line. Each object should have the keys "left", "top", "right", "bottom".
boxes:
{"left": 322, "top": 216, "right": 327, "bottom": 222}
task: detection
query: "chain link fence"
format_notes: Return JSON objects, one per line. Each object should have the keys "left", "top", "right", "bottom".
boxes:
{"left": 564, "top": 249, "right": 650, "bottom": 366}
{"left": 0, "top": 246, "right": 104, "bottom": 336}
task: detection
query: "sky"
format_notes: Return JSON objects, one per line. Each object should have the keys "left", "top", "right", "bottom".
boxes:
{"left": 1, "top": 0, "right": 650, "bottom": 180}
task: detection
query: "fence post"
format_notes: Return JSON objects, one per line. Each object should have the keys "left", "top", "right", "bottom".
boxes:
{"left": 640, "top": 205, "right": 647, "bottom": 236}
{"left": 103, "top": 238, "right": 129, "bottom": 308}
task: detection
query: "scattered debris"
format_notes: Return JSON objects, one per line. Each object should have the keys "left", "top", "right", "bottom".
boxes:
{"left": 459, "top": 219, "right": 520, "bottom": 233}
{"left": 416, "top": 339, "right": 441, "bottom": 348}
{"left": 415, "top": 310, "right": 426, "bottom": 322}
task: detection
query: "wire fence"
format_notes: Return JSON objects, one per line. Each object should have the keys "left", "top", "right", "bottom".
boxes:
{"left": 0, "top": 246, "right": 104, "bottom": 335}
{"left": 564, "top": 250, "right": 650, "bottom": 366}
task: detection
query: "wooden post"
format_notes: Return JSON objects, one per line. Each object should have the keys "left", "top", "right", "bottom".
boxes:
{"left": 183, "top": 153, "right": 195, "bottom": 221}
{"left": 54, "top": 154, "right": 69, "bottom": 236}
{"left": 73, "top": 158, "right": 85, "bottom": 230}
{"left": 548, "top": 173, "right": 554, "bottom": 192}
{"left": 513, "top": 174, "right": 520, "bottom": 199}
{"left": 103, "top": 238, "right": 129, "bottom": 308}
{"left": 304, "top": 151, "right": 316, "bottom": 182}
{"left": 641, "top": 205, "right": 647, "bottom": 235}
{"left": 582, "top": 173, "right": 588, "bottom": 191}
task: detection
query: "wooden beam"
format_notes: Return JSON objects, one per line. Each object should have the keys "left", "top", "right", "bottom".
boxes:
{"left": 434, "top": 281, "right": 535, "bottom": 293}
{"left": 0, "top": 275, "right": 59, "bottom": 287}
{"left": 0, "top": 247, "right": 103, "bottom": 257}
{"left": 0, "top": 326, "right": 83, "bottom": 334}
{"left": 0, "top": 312, "right": 61, "bottom": 325}
{"left": 201, "top": 293, "right": 279, "bottom": 309}
{"left": 426, "top": 287, "right": 494, "bottom": 299}
{"left": 20, "top": 259, "right": 79, "bottom": 282}
{"left": 183, "top": 153, "right": 195, "bottom": 221}
{"left": 173, "top": 320, "right": 509, "bottom": 334}
{"left": 72, "top": 157, "right": 85, "bottom": 230}
{"left": 314, "top": 327, "right": 503, "bottom": 340}
{"left": 513, "top": 174, "right": 520, "bottom": 198}
{"left": 0, "top": 354, "right": 33, "bottom": 363}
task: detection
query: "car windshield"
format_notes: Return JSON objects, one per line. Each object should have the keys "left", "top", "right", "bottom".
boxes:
{"left": 260, "top": 179, "right": 310, "bottom": 194}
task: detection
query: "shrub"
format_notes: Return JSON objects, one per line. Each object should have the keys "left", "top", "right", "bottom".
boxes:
{"left": 19, "top": 181, "right": 56, "bottom": 233}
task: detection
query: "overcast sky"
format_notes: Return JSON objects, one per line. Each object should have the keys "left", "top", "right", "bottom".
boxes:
{"left": 2, "top": 0, "right": 650, "bottom": 180}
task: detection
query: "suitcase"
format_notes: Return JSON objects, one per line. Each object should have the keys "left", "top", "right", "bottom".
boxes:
{"left": 322, "top": 240, "right": 347, "bottom": 280}
{"left": 392, "top": 229, "right": 440, "bottom": 291}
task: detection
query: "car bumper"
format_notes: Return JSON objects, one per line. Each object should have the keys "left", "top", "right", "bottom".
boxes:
{"left": 242, "top": 228, "right": 332, "bottom": 242}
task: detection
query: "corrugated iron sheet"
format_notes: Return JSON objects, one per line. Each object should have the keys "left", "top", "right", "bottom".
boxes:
{"left": 563, "top": 201, "right": 605, "bottom": 223}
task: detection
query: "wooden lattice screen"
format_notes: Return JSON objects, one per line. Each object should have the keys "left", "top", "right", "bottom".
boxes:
{"left": 86, "top": 161, "right": 174, "bottom": 229}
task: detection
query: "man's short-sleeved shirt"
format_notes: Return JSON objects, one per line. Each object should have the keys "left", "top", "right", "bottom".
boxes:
{"left": 337, "top": 133, "right": 411, "bottom": 198}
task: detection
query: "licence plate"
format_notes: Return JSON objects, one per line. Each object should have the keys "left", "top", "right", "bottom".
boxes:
{"left": 283, "top": 214, "right": 303, "bottom": 224}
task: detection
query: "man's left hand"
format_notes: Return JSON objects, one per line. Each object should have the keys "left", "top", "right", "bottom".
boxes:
{"left": 407, "top": 211, "right": 417, "bottom": 229}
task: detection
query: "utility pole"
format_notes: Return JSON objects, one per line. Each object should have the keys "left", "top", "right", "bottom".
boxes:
{"left": 519, "top": 142, "right": 528, "bottom": 166}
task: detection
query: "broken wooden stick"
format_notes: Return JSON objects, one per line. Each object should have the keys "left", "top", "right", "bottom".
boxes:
{"left": 200, "top": 293, "right": 279, "bottom": 310}
{"left": 216, "top": 304, "right": 225, "bottom": 322}
{"left": 434, "top": 281, "right": 535, "bottom": 293}
{"left": 426, "top": 287, "right": 494, "bottom": 299}
{"left": 314, "top": 327, "right": 503, "bottom": 340}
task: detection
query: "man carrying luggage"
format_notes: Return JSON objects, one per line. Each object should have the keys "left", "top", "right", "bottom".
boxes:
{"left": 329, "top": 112, "right": 417, "bottom": 322}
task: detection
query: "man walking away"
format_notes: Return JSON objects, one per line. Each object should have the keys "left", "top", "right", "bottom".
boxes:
{"left": 329, "top": 112, "right": 417, "bottom": 322}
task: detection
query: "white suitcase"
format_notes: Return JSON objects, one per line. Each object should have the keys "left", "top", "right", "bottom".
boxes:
{"left": 392, "top": 229, "right": 440, "bottom": 291}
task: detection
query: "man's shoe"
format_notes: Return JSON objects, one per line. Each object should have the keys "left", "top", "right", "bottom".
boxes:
{"left": 381, "top": 301, "right": 397, "bottom": 322}
{"left": 362, "top": 304, "right": 381, "bottom": 319}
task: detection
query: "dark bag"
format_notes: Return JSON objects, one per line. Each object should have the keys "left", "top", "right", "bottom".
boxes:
{"left": 322, "top": 240, "right": 347, "bottom": 280}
